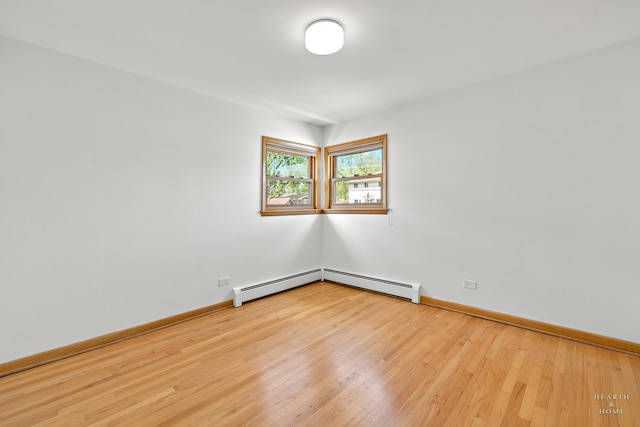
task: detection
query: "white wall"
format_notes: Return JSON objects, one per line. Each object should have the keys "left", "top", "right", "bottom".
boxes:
{"left": 322, "top": 38, "right": 640, "bottom": 343}
{"left": 0, "top": 36, "right": 322, "bottom": 363}
{"left": 2, "top": 34, "right": 638, "bottom": 364}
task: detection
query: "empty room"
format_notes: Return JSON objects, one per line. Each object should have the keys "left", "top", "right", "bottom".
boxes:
{"left": 1, "top": 1, "right": 639, "bottom": 426}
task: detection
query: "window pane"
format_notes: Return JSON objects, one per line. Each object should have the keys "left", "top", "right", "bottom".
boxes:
{"left": 334, "top": 177, "right": 382, "bottom": 204}
{"left": 335, "top": 149, "right": 382, "bottom": 178}
{"left": 334, "top": 181, "right": 349, "bottom": 204}
{"left": 267, "top": 151, "right": 310, "bottom": 178}
{"left": 267, "top": 180, "right": 311, "bottom": 205}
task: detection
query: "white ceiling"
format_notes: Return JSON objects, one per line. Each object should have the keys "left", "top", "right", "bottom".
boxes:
{"left": 2, "top": 1, "right": 640, "bottom": 126}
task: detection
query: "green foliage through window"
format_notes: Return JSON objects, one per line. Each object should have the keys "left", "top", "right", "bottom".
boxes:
{"left": 336, "top": 149, "right": 382, "bottom": 178}
{"left": 266, "top": 152, "right": 310, "bottom": 178}
{"left": 262, "top": 136, "right": 319, "bottom": 215}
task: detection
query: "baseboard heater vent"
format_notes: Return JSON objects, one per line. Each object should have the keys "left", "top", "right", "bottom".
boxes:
{"left": 233, "top": 269, "right": 322, "bottom": 307}
{"left": 322, "top": 268, "right": 420, "bottom": 303}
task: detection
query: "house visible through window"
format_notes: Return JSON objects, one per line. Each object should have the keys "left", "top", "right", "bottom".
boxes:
{"left": 324, "top": 134, "right": 388, "bottom": 214}
{"left": 261, "top": 136, "right": 320, "bottom": 216}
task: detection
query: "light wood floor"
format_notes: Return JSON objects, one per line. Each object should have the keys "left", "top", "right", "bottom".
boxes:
{"left": 1, "top": 282, "right": 638, "bottom": 426}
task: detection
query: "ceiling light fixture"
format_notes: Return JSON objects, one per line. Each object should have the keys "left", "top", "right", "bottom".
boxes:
{"left": 305, "top": 19, "right": 344, "bottom": 55}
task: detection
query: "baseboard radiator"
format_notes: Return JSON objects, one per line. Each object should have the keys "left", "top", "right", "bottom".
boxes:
{"left": 322, "top": 268, "right": 421, "bottom": 303}
{"left": 232, "top": 269, "right": 322, "bottom": 307}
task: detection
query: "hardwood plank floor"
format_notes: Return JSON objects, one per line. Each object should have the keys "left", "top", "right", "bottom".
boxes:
{"left": 1, "top": 282, "right": 638, "bottom": 426}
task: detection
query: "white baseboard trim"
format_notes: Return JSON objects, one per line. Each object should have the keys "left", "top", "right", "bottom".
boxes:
{"left": 322, "top": 268, "right": 420, "bottom": 303}
{"left": 232, "top": 269, "right": 322, "bottom": 307}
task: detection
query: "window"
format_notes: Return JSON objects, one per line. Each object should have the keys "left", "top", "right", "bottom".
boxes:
{"left": 324, "top": 134, "right": 388, "bottom": 214}
{"left": 261, "top": 136, "right": 320, "bottom": 216}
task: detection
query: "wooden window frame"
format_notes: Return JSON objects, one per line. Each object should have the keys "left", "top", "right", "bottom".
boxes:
{"left": 261, "top": 136, "right": 321, "bottom": 216}
{"left": 323, "top": 134, "right": 388, "bottom": 214}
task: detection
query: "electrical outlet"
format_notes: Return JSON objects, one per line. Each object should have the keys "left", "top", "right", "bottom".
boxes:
{"left": 463, "top": 279, "right": 477, "bottom": 290}
{"left": 218, "top": 277, "right": 230, "bottom": 287}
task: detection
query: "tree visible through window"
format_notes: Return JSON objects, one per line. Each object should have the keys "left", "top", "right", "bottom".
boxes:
{"left": 261, "top": 137, "right": 320, "bottom": 216}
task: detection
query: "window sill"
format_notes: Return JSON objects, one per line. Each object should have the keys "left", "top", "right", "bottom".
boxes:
{"left": 321, "top": 208, "right": 388, "bottom": 215}
{"left": 260, "top": 209, "right": 322, "bottom": 216}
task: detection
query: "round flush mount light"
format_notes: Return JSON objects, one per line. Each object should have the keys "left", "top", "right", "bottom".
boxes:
{"left": 305, "top": 19, "right": 344, "bottom": 55}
